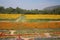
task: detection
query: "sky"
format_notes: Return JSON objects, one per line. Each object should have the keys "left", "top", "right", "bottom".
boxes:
{"left": 0, "top": 0, "right": 60, "bottom": 10}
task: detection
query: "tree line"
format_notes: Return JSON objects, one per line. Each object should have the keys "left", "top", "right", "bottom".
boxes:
{"left": 0, "top": 6, "right": 60, "bottom": 14}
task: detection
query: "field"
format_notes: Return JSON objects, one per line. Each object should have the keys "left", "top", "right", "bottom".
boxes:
{"left": 0, "top": 14, "right": 60, "bottom": 29}
{"left": 0, "top": 22, "right": 60, "bottom": 30}
{"left": 0, "top": 14, "right": 21, "bottom": 19}
{"left": 25, "top": 14, "right": 60, "bottom": 19}
{"left": 0, "top": 14, "right": 60, "bottom": 20}
{"left": 0, "top": 14, "right": 60, "bottom": 40}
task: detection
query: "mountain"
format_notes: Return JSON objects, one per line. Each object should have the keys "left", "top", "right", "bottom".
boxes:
{"left": 44, "top": 5, "right": 60, "bottom": 10}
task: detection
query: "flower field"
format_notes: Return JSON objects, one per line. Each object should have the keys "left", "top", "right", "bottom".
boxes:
{"left": 0, "top": 14, "right": 21, "bottom": 19}
{"left": 0, "top": 22, "right": 60, "bottom": 29}
{"left": 0, "top": 14, "right": 60, "bottom": 29}
{"left": 25, "top": 14, "right": 60, "bottom": 19}
{"left": 0, "top": 14, "right": 60, "bottom": 20}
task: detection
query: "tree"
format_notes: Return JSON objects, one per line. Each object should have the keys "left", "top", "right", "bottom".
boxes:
{"left": 15, "top": 7, "right": 24, "bottom": 13}
{"left": 0, "top": 6, "right": 5, "bottom": 13}
{"left": 5, "top": 7, "right": 14, "bottom": 13}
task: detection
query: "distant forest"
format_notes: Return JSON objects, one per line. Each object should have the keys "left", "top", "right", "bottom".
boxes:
{"left": 0, "top": 5, "right": 60, "bottom": 14}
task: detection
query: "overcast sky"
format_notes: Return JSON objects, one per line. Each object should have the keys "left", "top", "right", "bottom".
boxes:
{"left": 0, "top": 0, "right": 60, "bottom": 10}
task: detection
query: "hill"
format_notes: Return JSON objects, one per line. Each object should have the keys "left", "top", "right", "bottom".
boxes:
{"left": 44, "top": 5, "right": 60, "bottom": 10}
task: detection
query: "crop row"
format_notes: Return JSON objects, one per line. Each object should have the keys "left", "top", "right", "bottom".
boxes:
{"left": 0, "top": 22, "right": 60, "bottom": 30}
{"left": 0, "top": 14, "right": 60, "bottom": 19}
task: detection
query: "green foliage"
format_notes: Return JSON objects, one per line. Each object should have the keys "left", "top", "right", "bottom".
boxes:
{"left": 0, "top": 6, "right": 60, "bottom": 14}
{"left": 0, "top": 6, "right": 5, "bottom": 13}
